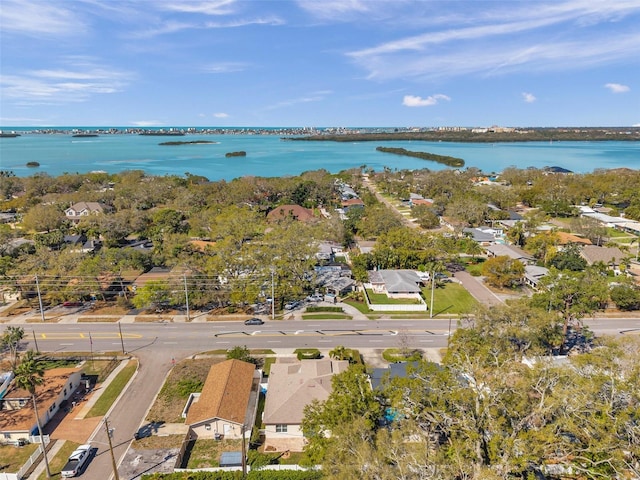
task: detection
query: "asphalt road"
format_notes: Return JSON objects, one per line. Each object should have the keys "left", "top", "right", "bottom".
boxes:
{"left": 19, "top": 317, "right": 640, "bottom": 356}
{"left": 14, "top": 316, "right": 640, "bottom": 479}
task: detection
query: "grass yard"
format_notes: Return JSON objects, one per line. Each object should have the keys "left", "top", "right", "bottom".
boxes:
{"left": 366, "top": 289, "right": 422, "bottom": 305}
{"left": 423, "top": 283, "right": 478, "bottom": 316}
{"left": 301, "top": 313, "right": 351, "bottom": 320}
{"left": 343, "top": 299, "right": 371, "bottom": 313}
{"left": 86, "top": 359, "right": 138, "bottom": 417}
{"left": 185, "top": 439, "right": 243, "bottom": 469}
{"left": 37, "top": 440, "right": 79, "bottom": 480}
{"left": 0, "top": 443, "right": 39, "bottom": 474}
{"left": 146, "top": 357, "right": 222, "bottom": 423}
{"left": 132, "top": 434, "right": 184, "bottom": 450}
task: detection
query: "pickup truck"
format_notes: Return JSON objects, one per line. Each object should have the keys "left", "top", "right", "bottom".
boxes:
{"left": 61, "top": 444, "right": 92, "bottom": 477}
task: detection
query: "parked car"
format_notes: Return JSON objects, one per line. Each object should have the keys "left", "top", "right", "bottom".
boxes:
{"left": 306, "top": 294, "right": 323, "bottom": 302}
{"left": 284, "top": 301, "right": 300, "bottom": 310}
{"left": 244, "top": 317, "right": 264, "bottom": 325}
{"left": 61, "top": 444, "right": 92, "bottom": 477}
{"left": 63, "top": 301, "right": 83, "bottom": 307}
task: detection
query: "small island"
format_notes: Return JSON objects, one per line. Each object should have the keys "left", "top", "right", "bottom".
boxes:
{"left": 159, "top": 140, "right": 218, "bottom": 146}
{"left": 225, "top": 151, "right": 247, "bottom": 157}
{"left": 72, "top": 133, "right": 99, "bottom": 138}
{"left": 26, "top": 161, "right": 40, "bottom": 167}
{"left": 375, "top": 146, "right": 465, "bottom": 168}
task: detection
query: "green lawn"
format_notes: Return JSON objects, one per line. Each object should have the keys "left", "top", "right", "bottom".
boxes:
{"left": 423, "top": 283, "right": 478, "bottom": 316}
{"left": 0, "top": 443, "right": 39, "bottom": 474}
{"left": 366, "top": 289, "right": 423, "bottom": 305}
{"left": 37, "top": 440, "right": 79, "bottom": 480}
{"left": 86, "top": 360, "right": 137, "bottom": 417}
{"left": 301, "top": 313, "right": 351, "bottom": 320}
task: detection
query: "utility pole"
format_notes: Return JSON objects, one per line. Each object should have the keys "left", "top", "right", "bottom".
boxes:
{"left": 241, "top": 424, "right": 247, "bottom": 478}
{"left": 183, "top": 274, "right": 190, "bottom": 322}
{"left": 271, "top": 267, "right": 275, "bottom": 320}
{"left": 32, "top": 329, "right": 40, "bottom": 354}
{"left": 117, "top": 323, "right": 125, "bottom": 354}
{"left": 104, "top": 417, "right": 120, "bottom": 480}
{"left": 35, "top": 274, "right": 45, "bottom": 322}
{"left": 430, "top": 269, "right": 436, "bottom": 319}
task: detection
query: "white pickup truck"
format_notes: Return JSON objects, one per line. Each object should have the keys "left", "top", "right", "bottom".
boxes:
{"left": 61, "top": 444, "right": 92, "bottom": 477}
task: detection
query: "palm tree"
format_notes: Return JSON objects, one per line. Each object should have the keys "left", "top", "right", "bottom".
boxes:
{"left": 1, "top": 325, "right": 24, "bottom": 369}
{"left": 329, "top": 345, "right": 349, "bottom": 361}
{"left": 14, "top": 350, "right": 51, "bottom": 478}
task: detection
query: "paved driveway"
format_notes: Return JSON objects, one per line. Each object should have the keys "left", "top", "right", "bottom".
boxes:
{"left": 453, "top": 271, "right": 503, "bottom": 307}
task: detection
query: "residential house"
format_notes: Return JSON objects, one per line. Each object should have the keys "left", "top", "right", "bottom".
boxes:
{"left": 524, "top": 265, "right": 549, "bottom": 290}
{"left": 341, "top": 198, "right": 365, "bottom": 213}
{"left": 408, "top": 193, "right": 434, "bottom": 208}
{"left": 554, "top": 232, "right": 592, "bottom": 249}
{"left": 1, "top": 238, "right": 35, "bottom": 256}
{"left": 0, "top": 368, "right": 82, "bottom": 443}
{"left": 266, "top": 204, "right": 315, "bottom": 223}
{"left": 357, "top": 240, "right": 376, "bottom": 254}
{"left": 485, "top": 244, "right": 535, "bottom": 265}
{"left": 369, "top": 362, "right": 420, "bottom": 391}
{"left": 184, "top": 360, "right": 260, "bottom": 440}
{"left": 262, "top": 359, "right": 349, "bottom": 452}
{"left": 64, "top": 202, "right": 111, "bottom": 224}
{"left": 368, "top": 270, "right": 423, "bottom": 298}
{"left": 463, "top": 227, "right": 500, "bottom": 245}
{"left": 580, "top": 245, "right": 628, "bottom": 274}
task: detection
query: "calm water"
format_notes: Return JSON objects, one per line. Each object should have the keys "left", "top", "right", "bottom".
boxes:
{"left": 1, "top": 132, "right": 639, "bottom": 179}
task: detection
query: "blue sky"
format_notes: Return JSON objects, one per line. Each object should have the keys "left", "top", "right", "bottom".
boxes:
{"left": 1, "top": 0, "right": 639, "bottom": 127}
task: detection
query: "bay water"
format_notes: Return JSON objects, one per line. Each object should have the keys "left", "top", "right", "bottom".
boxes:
{"left": 0, "top": 132, "right": 638, "bottom": 180}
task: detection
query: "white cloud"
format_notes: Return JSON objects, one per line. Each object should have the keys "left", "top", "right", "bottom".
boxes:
{"left": 202, "top": 63, "right": 248, "bottom": 74}
{"left": 296, "top": 0, "right": 369, "bottom": 20}
{"left": 159, "top": 1, "right": 237, "bottom": 15}
{"left": 604, "top": 83, "right": 630, "bottom": 93}
{"left": 263, "top": 91, "right": 332, "bottom": 111}
{"left": 346, "top": 1, "right": 640, "bottom": 81}
{"left": 403, "top": 94, "right": 450, "bottom": 107}
{"left": 0, "top": 58, "right": 132, "bottom": 104}
{"left": 213, "top": 113, "right": 229, "bottom": 118}
{"left": 522, "top": 92, "right": 537, "bottom": 103}
{"left": 0, "top": 0, "right": 85, "bottom": 36}
{"left": 131, "top": 120, "right": 165, "bottom": 127}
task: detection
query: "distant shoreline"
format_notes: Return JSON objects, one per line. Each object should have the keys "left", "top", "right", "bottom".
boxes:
{"left": 1, "top": 126, "right": 638, "bottom": 142}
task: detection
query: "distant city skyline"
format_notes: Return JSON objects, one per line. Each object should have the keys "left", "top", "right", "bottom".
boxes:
{"left": 1, "top": 0, "right": 639, "bottom": 128}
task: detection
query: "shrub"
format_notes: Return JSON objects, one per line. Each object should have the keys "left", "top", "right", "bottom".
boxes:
{"left": 305, "top": 306, "right": 343, "bottom": 313}
{"left": 382, "top": 348, "right": 423, "bottom": 362}
{"left": 295, "top": 348, "right": 322, "bottom": 360}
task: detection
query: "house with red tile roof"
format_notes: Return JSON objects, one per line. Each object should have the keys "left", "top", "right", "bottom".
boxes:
{"left": 266, "top": 205, "right": 315, "bottom": 223}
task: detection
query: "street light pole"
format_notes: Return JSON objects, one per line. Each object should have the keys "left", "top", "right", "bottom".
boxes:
{"left": 271, "top": 267, "right": 275, "bottom": 321}
{"left": 430, "top": 270, "right": 436, "bottom": 319}
{"left": 104, "top": 417, "right": 120, "bottom": 480}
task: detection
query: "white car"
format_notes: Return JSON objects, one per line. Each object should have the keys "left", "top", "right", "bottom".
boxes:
{"left": 61, "top": 444, "right": 92, "bottom": 477}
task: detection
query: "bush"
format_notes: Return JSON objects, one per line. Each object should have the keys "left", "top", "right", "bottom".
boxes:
{"left": 305, "top": 306, "right": 343, "bottom": 313}
{"left": 382, "top": 348, "right": 423, "bottom": 362}
{"left": 610, "top": 284, "right": 640, "bottom": 311}
{"left": 295, "top": 348, "right": 322, "bottom": 360}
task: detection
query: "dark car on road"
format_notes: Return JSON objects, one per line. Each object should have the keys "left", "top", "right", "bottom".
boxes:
{"left": 244, "top": 317, "right": 264, "bottom": 325}
{"left": 63, "top": 301, "right": 83, "bottom": 307}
